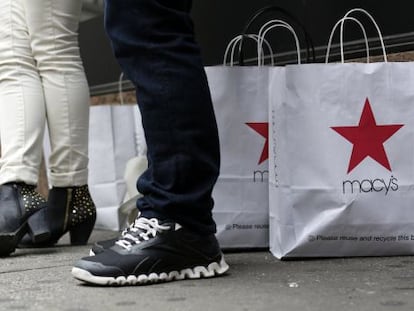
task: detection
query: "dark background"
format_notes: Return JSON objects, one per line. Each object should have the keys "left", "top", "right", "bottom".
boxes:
{"left": 79, "top": 0, "right": 414, "bottom": 92}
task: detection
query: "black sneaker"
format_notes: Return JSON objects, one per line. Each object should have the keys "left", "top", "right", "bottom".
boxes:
{"left": 72, "top": 217, "right": 229, "bottom": 285}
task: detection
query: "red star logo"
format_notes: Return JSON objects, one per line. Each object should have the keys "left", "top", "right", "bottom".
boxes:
{"left": 331, "top": 98, "right": 403, "bottom": 173}
{"left": 246, "top": 122, "right": 268, "bottom": 165}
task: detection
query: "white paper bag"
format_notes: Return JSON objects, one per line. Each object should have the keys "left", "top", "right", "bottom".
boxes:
{"left": 270, "top": 9, "right": 414, "bottom": 258}
{"left": 206, "top": 66, "right": 270, "bottom": 249}
{"left": 88, "top": 104, "right": 139, "bottom": 230}
{"left": 207, "top": 16, "right": 307, "bottom": 249}
{"left": 267, "top": 9, "right": 414, "bottom": 258}
{"left": 270, "top": 61, "right": 414, "bottom": 258}
{"left": 269, "top": 9, "right": 414, "bottom": 258}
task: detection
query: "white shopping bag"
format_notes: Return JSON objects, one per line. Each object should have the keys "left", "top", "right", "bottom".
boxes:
{"left": 207, "top": 17, "right": 306, "bottom": 249}
{"left": 269, "top": 9, "right": 414, "bottom": 258}
{"left": 88, "top": 104, "right": 139, "bottom": 230}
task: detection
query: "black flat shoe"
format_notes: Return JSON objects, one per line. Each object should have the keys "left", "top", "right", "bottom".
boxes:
{"left": 0, "top": 183, "right": 50, "bottom": 256}
{"left": 19, "top": 185, "right": 96, "bottom": 247}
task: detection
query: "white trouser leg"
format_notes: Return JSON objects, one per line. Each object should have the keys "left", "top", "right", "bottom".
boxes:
{"left": 23, "top": 0, "right": 90, "bottom": 187}
{"left": 0, "top": 0, "right": 46, "bottom": 185}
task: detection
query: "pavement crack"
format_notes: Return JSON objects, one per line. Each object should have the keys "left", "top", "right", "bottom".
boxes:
{"left": 0, "top": 264, "right": 72, "bottom": 275}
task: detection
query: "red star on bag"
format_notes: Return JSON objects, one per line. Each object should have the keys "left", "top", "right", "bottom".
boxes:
{"left": 246, "top": 122, "right": 268, "bottom": 165}
{"left": 331, "top": 98, "right": 403, "bottom": 173}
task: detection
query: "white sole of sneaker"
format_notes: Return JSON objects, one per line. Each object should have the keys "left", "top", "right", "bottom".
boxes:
{"left": 71, "top": 257, "right": 229, "bottom": 286}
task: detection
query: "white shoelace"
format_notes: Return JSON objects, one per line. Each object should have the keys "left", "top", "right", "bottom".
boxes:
{"left": 116, "top": 217, "right": 171, "bottom": 251}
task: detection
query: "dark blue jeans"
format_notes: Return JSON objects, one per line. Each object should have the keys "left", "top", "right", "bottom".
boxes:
{"left": 104, "top": 0, "right": 220, "bottom": 235}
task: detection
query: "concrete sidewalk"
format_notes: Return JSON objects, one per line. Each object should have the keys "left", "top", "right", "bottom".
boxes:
{"left": 1, "top": 229, "right": 414, "bottom": 311}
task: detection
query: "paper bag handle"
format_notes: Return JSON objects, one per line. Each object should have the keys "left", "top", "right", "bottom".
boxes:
{"left": 223, "top": 34, "right": 274, "bottom": 66}
{"left": 326, "top": 8, "right": 387, "bottom": 63}
{"left": 341, "top": 8, "right": 387, "bottom": 62}
{"left": 325, "top": 17, "right": 370, "bottom": 63}
{"left": 257, "top": 19, "right": 302, "bottom": 65}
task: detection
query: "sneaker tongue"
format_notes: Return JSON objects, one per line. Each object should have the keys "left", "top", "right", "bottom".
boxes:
{"left": 156, "top": 219, "right": 182, "bottom": 231}
{"left": 157, "top": 218, "right": 174, "bottom": 225}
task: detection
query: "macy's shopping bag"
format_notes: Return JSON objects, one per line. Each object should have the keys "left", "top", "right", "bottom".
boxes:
{"left": 206, "top": 66, "right": 270, "bottom": 249}
{"left": 207, "top": 7, "right": 311, "bottom": 248}
{"left": 268, "top": 8, "right": 414, "bottom": 258}
{"left": 269, "top": 61, "right": 414, "bottom": 258}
